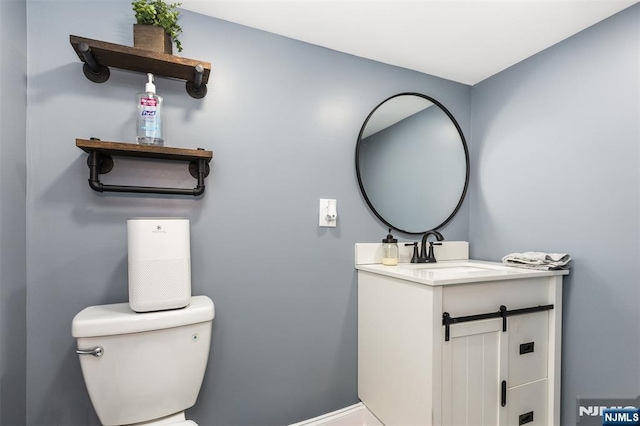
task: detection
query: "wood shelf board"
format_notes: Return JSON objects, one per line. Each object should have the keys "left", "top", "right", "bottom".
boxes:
{"left": 76, "top": 139, "right": 213, "bottom": 162}
{"left": 70, "top": 35, "right": 211, "bottom": 83}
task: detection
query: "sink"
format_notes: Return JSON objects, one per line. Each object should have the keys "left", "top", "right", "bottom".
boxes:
{"left": 412, "top": 266, "right": 494, "bottom": 273}
{"left": 396, "top": 262, "right": 504, "bottom": 272}
{"left": 396, "top": 263, "right": 503, "bottom": 279}
{"left": 356, "top": 259, "right": 568, "bottom": 286}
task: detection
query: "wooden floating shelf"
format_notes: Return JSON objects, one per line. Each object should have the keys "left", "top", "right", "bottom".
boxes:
{"left": 76, "top": 138, "right": 213, "bottom": 196}
{"left": 76, "top": 139, "right": 213, "bottom": 162}
{"left": 70, "top": 35, "right": 211, "bottom": 98}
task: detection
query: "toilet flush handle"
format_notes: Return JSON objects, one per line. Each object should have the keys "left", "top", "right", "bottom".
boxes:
{"left": 76, "top": 346, "right": 104, "bottom": 357}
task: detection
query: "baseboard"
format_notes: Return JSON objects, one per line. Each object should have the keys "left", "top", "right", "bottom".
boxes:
{"left": 288, "top": 403, "right": 384, "bottom": 426}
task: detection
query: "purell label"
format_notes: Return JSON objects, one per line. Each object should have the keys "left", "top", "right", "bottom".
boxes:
{"left": 141, "top": 110, "right": 156, "bottom": 117}
{"left": 140, "top": 97, "right": 157, "bottom": 107}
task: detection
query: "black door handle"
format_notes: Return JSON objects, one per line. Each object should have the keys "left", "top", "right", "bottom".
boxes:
{"left": 519, "top": 341, "right": 535, "bottom": 354}
{"left": 519, "top": 410, "right": 534, "bottom": 425}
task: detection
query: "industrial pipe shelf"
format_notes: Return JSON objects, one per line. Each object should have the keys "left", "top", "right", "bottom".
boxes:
{"left": 69, "top": 35, "right": 211, "bottom": 98}
{"left": 76, "top": 138, "right": 213, "bottom": 196}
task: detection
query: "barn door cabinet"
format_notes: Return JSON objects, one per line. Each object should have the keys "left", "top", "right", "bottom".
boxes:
{"left": 356, "top": 259, "right": 567, "bottom": 426}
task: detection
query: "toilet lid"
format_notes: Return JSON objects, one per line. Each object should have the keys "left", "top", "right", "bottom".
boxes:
{"left": 72, "top": 296, "right": 214, "bottom": 338}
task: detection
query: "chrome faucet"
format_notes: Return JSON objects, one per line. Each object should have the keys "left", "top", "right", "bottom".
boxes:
{"left": 420, "top": 230, "right": 444, "bottom": 263}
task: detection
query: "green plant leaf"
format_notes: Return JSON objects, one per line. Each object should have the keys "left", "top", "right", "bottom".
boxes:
{"left": 131, "top": 0, "right": 183, "bottom": 51}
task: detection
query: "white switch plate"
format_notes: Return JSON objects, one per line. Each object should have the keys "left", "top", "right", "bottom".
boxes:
{"left": 319, "top": 198, "right": 337, "bottom": 227}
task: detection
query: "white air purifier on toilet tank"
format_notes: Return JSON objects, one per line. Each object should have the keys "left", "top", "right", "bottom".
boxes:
{"left": 127, "top": 217, "right": 191, "bottom": 312}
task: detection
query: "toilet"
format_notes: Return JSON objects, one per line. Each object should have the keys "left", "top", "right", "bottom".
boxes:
{"left": 72, "top": 295, "right": 214, "bottom": 426}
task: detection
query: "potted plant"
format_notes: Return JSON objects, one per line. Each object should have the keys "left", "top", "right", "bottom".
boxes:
{"left": 132, "top": 0, "right": 183, "bottom": 54}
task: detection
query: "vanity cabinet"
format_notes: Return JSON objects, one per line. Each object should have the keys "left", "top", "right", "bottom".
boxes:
{"left": 356, "top": 263, "right": 565, "bottom": 426}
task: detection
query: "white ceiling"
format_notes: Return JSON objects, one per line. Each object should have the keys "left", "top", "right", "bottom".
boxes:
{"left": 180, "top": 0, "right": 638, "bottom": 85}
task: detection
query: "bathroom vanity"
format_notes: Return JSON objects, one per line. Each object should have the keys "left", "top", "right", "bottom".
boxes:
{"left": 356, "top": 249, "right": 567, "bottom": 426}
{"left": 354, "top": 92, "right": 566, "bottom": 425}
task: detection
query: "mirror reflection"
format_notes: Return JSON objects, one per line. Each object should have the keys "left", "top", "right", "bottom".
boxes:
{"left": 356, "top": 93, "right": 469, "bottom": 234}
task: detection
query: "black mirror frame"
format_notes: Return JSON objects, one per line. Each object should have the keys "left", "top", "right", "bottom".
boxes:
{"left": 355, "top": 92, "right": 470, "bottom": 235}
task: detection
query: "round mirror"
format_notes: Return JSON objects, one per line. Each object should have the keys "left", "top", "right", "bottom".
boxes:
{"left": 356, "top": 93, "right": 469, "bottom": 234}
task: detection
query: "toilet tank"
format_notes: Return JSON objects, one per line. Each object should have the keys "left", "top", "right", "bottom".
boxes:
{"left": 72, "top": 296, "right": 214, "bottom": 426}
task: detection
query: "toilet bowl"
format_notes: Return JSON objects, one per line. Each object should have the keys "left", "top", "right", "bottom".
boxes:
{"left": 72, "top": 295, "right": 214, "bottom": 426}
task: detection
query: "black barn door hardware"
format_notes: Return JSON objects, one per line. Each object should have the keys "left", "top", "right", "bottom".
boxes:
{"left": 77, "top": 138, "right": 213, "bottom": 196}
{"left": 501, "top": 380, "right": 507, "bottom": 407}
{"left": 442, "top": 304, "right": 554, "bottom": 341}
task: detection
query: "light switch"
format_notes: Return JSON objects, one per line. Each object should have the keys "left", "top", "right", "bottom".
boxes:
{"left": 319, "top": 199, "right": 337, "bottom": 227}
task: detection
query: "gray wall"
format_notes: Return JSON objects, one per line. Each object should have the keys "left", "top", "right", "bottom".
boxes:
{"left": 0, "top": 0, "right": 27, "bottom": 424}
{"left": 25, "top": 1, "right": 470, "bottom": 425}
{"left": 470, "top": 5, "right": 639, "bottom": 426}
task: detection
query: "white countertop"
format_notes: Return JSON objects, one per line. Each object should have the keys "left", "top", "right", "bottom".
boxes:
{"left": 356, "top": 259, "right": 569, "bottom": 286}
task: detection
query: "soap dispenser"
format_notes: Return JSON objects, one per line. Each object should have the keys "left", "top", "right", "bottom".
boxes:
{"left": 382, "top": 229, "right": 399, "bottom": 266}
{"left": 136, "top": 73, "right": 164, "bottom": 146}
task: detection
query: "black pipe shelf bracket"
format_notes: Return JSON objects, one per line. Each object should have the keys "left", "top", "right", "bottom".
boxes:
{"left": 77, "top": 138, "right": 213, "bottom": 196}
{"left": 70, "top": 35, "right": 211, "bottom": 99}
{"left": 442, "top": 304, "right": 554, "bottom": 342}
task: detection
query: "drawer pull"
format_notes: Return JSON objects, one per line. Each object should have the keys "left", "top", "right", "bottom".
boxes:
{"left": 501, "top": 380, "right": 507, "bottom": 407}
{"left": 519, "top": 411, "right": 534, "bottom": 425}
{"left": 520, "top": 341, "right": 535, "bottom": 355}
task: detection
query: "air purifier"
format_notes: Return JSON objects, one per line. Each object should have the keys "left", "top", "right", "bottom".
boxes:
{"left": 127, "top": 217, "right": 191, "bottom": 312}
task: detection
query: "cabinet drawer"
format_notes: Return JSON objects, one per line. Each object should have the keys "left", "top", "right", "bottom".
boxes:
{"left": 506, "top": 379, "right": 548, "bottom": 426}
{"left": 508, "top": 311, "right": 548, "bottom": 387}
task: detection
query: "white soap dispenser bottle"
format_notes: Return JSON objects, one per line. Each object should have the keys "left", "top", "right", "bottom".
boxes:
{"left": 136, "top": 73, "right": 164, "bottom": 146}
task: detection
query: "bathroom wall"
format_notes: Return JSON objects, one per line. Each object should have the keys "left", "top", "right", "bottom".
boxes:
{"left": 470, "top": 5, "right": 639, "bottom": 426}
{"left": 0, "top": 0, "right": 27, "bottom": 424}
{"left": 25, "top": 1, "right": 471, "bottom": 424}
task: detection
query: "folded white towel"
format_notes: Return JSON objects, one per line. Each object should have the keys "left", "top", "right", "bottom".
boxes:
{"left": 502, "top": 252, "right": 571, "bottom": 270}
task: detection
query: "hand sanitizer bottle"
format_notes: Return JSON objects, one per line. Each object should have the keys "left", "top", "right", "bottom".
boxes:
{"left": 136, "top": 73, "right": 164, "bottom": 146}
